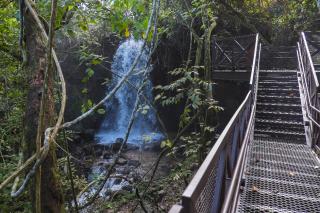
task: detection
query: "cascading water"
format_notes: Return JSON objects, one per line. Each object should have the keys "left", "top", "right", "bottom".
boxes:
{"left": 96, "top": 38, "right": 163, "bottom": 144}
{"left": 79, "top": 40, "right": 164, "bottom": 205}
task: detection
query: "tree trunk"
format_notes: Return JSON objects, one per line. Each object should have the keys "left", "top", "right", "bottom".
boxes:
{"left": 22, "top": 4, "right": 64, "bottom": 213}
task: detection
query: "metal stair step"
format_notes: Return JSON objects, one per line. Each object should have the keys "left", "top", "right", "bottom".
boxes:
{"left": 255, "top": 118, "right": 304, "bottom": 126}
{"left": 259, "top": 70, "right": 297, "bottom": 73}
{"left": 259, "top": 81, "right": 298, "bottom": 86}
{"left": 258, "top": 87, "right": 299, "bottom": 92}
{"left": 259, "top": 80, "right": 297, "bottom": 85}
{"left": 259, "top": 85, "right": 299, "bottom": 90}
{"left": 257, "top": 95, "right": 300, "bottom": 99}
{"left": 256, "top": 103, "right": 302, "bottom": 112}
{"left": 238, "top": 204, "right": 293, "bottom": 213}
{"left": 255, "top": 110, "right": 302, "bottom": 116}
{"left": 255, "top": 128, "right": 305, "bottom": 135}
{"left": 258, "top": 88, "right": 299, "bottom": 96}
{"left": 244, "top": 167, "right": 320, "bottom": 186}
{"left": 254, "top": 129, "right": 306, "bottom": 142}
{"left": 255, "top": 111, "right": 303, "bottom": 121}
{"left": 247, "top": 158, "right": 320, "bottom": 176}
{"left": 255, "top": 125, "right": 305, "bottom": 134}
{"left": 259, "top": 75, "right": 297, "bottom": 80}
{"left": 241, "top": 178, "right": 320, "bottom": 209}
{"left": 257, "top": 95, "right": 300, "bottom": 104}
{"left": 257, "top": 103, "right": 300, "bottom": 107}
{"left": 239, "top": 188, "right": 320, "bottom": 213}
{"left": 249, "top": 151, "right": 317, "bottom": 165}
{"left": 250, "top": 140, "right": 316, "bottom": 158}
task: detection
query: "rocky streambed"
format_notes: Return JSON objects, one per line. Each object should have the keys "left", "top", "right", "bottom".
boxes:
{"left": 68, "top": 136, "right": 172, "bottom": 212}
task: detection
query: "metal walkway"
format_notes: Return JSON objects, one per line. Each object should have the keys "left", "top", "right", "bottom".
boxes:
{"left": 170, "top": 32, "right": 320, "bottom": 213}
{"left": 237, "top": 70, "right": 320, "bottom": 212}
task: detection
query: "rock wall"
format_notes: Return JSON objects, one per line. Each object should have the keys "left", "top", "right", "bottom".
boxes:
{"left": 56, "top": 34, "right": 120, "bottom": 134}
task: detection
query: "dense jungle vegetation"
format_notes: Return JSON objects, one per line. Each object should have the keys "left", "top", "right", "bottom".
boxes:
{"left": 0, "top": 0, "right": 319, "bottom": 212}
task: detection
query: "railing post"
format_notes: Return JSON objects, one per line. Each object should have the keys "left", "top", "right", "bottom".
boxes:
{"left": 212, "top": 36, "right": 217, "bottom": 71}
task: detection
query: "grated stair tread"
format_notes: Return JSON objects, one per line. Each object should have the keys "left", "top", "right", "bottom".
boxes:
{"left": 257, "top": 102, "right": 301, "bottom": 108}
{"left": 258, "top": 88, "right": 299, "bottom": 92}
{"left": 256, "top": 110, "right": 302, "bottom": 116}
{"left": 238, "top": 140, "right": 320, "bottom": 213}
{"left": 255, "top": 118, "right": 304, "bottom": 126}
{"left": 259, "top": 75, "right": 297, "bottom": 79}
{"left": 259, "top": 82, "right": 298, "bottom": 86}
{"left": 254, "top": 129, "right": 305, "bottom": 136}
{"left": 257, "top": 95, "right": 300, "bottom": 100}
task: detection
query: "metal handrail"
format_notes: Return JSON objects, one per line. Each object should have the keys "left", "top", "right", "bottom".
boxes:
{"left": 249, "top": 34, "right": 260, "bottom": 86}
{"left": 212, "top": 34, "right": 257, "bottom": 71}
{"left": 297, "top": 43, "right": 320, "bottom": 116}
{"left": 297, "top": 32, "right": 320, "bottom": 150}
{"left": 301, "top": 32, "right": 319, "bottom": 87}
{"left": 221, "top": 40, "right": 261, "bottom": 213}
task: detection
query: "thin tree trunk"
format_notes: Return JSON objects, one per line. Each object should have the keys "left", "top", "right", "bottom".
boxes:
{"left": 22, "top": 3, "right": 64, "bottom": 212}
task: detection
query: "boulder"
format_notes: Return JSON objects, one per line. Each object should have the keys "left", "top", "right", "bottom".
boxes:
{"left": 116, "top": 157, "right": 128, "bottom": 165}
{"left": 111, "top": 138, "right": 127, "bottom": 151}
{"left": 128, "top": 160, "right": 141, "bottom": 167}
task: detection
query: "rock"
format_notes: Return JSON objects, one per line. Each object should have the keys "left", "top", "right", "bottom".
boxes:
{"left": 122, "top": 185, "right": 133, "bottom": 192}
{"left": 115, "top": 138, "right": 124, "bottom": 143}
{"left": 82, "top": 129, "right": 96, "bottom": 140}
{"left": 157, "top": 189, "right": 166, "bottom": 202}
{"left": 113, "top": 178, "right": 122, "bottom": 185}
{"left": 95, "top": 149, "right": 103, "bottom": 156}
{"left": 190, "top": 163, "right": 199, "bottom": 171}
{"left": 102, "top": 151, "right": 111, "bottom": 159}
{"left": 140, "top": 142, "right": 161, "bottom": 152}
{"left": 112, "top": 138, "right": 127, "bottom": 151}
{"left": 93, "top": 144, "right": 108, "bottom": 156}
{"left": 82, "top": 144, "right": 93, "bottom": 156}
{"left": 98, "top": 161, "right": 105, "bottom": 167}
{"left": 72, "top": 134, "right": 82, "bottom": 143}
{"left": 128, "top": 160, "right": 141, "bottom": 167}
{"left": 117, "top": 167, "right": 130, "bottom": 175}
{"left": 126, "top": 143, "right": 139, "bottom": 151}
{"left": 116, "top": 158, "right": 127, "bottom": 165}
{"left": 158, "top": 190, "right": 166, "bottom": 196}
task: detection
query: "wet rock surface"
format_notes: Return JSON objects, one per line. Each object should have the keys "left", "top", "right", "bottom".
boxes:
{"left": 69, "top": 138, "right": 172, "bottom": 211}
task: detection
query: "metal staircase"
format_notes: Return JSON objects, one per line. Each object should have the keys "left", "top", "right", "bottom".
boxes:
{"left": 169, "top": 33, "right": 320, "bottom": 213}
{"left": 254, "top": 70, "right": 306, "bottom": 142}
{"left": 237, "top": 69, "right": 320, "bottom": 212}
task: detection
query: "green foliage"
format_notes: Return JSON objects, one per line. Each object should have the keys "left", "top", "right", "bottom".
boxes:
{"left": 81, "top": 98, "right": 93, "bottom": 113}
{"left": 237, "top": 0, "right": 318, "bottom": 42}
{"left": 0, "top": 2, "right": 29, "bottom": 211}
{"left": 0, "top": 1, "right": 19, "bottom": 59}
{"left": 156, "top": 65, "right": 222, "bottom": 163}
{"left": 109, "top": 0, "right": 150, "bottom": 38}
{"left": 57, "top": 157, "right": 88, "bottom": 208}
{"left": 155, "top": 66, "right": 221, "bottom": 111}
{"left": 0, "top": 158, "right": 31, "bottom": 212}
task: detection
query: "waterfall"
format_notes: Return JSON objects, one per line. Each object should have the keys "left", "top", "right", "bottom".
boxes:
{"left": 96, "top": 38, "right": 163, "bottom": 144}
